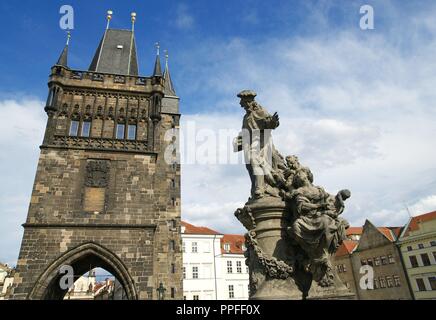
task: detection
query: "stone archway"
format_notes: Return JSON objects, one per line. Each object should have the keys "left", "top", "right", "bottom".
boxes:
{"left": 28, "top": 242, "right": 138, "bottom": 300}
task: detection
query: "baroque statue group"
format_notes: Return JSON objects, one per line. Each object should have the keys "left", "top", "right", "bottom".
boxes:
{"left": 233, "top": 90, "right": 353, "bottom": 299}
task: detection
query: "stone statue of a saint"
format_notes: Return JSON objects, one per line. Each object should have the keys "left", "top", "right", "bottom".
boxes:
{"left": 233, "top": 90, "right": 354, "bottom": 299}
{"left": 234, "top": 90, "right": 281, "bottom": 199}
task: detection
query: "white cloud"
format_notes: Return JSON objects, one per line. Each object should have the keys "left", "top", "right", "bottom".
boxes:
{"left": 175, "top": 4, "right": 194, "bottom": 30}
{"left": 0, "top": 98, "right": 45, "bottom": 265}
{"left": 177, "top": 3, "right": 436, "bottom": 232}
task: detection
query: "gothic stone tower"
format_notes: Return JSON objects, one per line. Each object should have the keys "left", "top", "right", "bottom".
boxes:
{"left": 11, "top": 14, "right": 181, "bottom": 300}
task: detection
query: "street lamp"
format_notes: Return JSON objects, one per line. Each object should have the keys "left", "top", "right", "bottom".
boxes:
{"left": 156, "top": 282, "right": 166, "bottom": 300}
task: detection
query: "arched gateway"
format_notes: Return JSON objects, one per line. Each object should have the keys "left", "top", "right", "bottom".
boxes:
{"left": 29, "top": 242, "right": 137, "bottom": 300}
{"left": 11, "top": 13, "right": 182, "bottom": 300}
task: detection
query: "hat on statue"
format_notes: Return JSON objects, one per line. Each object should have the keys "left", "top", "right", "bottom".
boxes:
{"left": 237, "top": 90, "right": 257, "bottom": 100}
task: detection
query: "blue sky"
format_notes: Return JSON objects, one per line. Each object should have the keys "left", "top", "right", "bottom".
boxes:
{"left": 1, "top": 0, "right": 436, "bottom": 265}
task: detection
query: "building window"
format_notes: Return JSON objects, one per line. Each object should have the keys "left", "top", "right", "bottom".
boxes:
{"left": 430, "top": 241, "right": 436, "bottom": 247}
{"left": 367, "top": 258, "right": 373, "bottom": 267}
{"left": 421, "top": 253, "right": 431, "bottom": 266}
{"left": 127, "top": 124, "right": 136, "bottom": 140}
{"left": 342, "top": 264, "right": 347, "bottom": 272}
{"left": 171, "top": 287, "right": 175, "bottom": 298}
{"left": 246, "top": 266, "right": 249, "bottom": 273}
{"left": 228, "top": 285, "right": 234, "bottom": 299}
{"left": 227, "top": 261, "right": 233, "bottom": 274}
{"left": 116, "top": 123, "right": 125, "bottom": 139}
{"left": 236, "top": 261, "right": 242, "bottom": 273}
{"left": 374, "top": 257, "right": 380, "bottom": 266}
{"left": 433, "top": 252, "right": 436, "bottom": 262}
{"left": 224, "top": 243, "right": 230, "bottom": 253}
{"left": 379, "top": 277, "right": 386, "bottom": 288}
{"left": 69, "top": 120, "right": 79, "bottom": 136}
{"left": 170, "top": 179, "right": 176, "bottom": 189}
{"left": 81, "top": 120, "right": 91, "bottom": 137}
{"left": 416, "top": 278, "right": 426, "bottom": 291}
{"left": 407, "top": 246, "right": 413, "bottom": 251}
{"left": 386, "top": 276, "right": 393, "bottom": 288}
{"left": 393, "top": 275, "right": 401, "bottom": 287}
{"left": 361, "top": 259, "right": 367, "bottom": 266}
{"left": 169, "top": 240, "right": 175, "bottom": 252}
{"left": 193, "top": 295, "right": 199, "bottom": 300}
{"left": 429, "top": 277, "right": 436, "bottom": 290}
{"left": 183, "top": 267, "right": 186, "bottom": 279}
{"left": 183, "top": 296, "right": 186, "bottom": 300}
{"left": 380, "top": 256, "right": 388, "bottom": 265}
{"left": 171, "top": 197, "right": 176, "bottom": 206}
{"left": 192, "top": 242, "right": 198, "bottom": 253}
{"left": 409, "top": 255, "right": 419, "bottom": 268}
{"left": 374, "top": 278, "right": 379, "bottom": 289}
{"left": 418, "top": 243, "right": 424, "bottom": 249}
{"left": 388, "top": 254, "right": 395, "bottom": 264}
{"left": 192, "top": 266, "right": 198, "bottom": 279}
{"left": 171, "top": 263, "right": 175, "bottom": 274}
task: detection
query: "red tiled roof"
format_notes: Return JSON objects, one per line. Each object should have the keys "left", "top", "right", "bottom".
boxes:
{"left": 346, "top": 227, "right": 363, "bottom": 236}
{"left": 346, "top": 226, "right": 400, "bottom": 241}
{"left": 221, "top": 234, "right": 245, "bottom": 254}
{"left": 181, "top": 221, "right": 221, "bottom": 235}
{"left": 404, "top": 210, "right": 436, "bottom": 236}
{"left": 335, "top": 240, "right": 358, "bottom": 257}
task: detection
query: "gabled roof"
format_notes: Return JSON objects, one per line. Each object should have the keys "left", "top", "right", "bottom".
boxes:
{"left": 181, "top": 221, "right": 222, "bottom": 235}
{"left": 221, "top": 234, "right": 245, "bottom": 254}
{"left": 402, "top": 210, "right": 436, "bottom": 237}
{"left": 346, "top": 226, "right": 401, "bottom": 241}
{"left": 89, "top": 29, "right": 138, "bottom": 75}
{"left": 335, "top": 240, "right": 358, "bottom": 257}
{"left": 354, "top": 220, "right": 400, "bottom": 252}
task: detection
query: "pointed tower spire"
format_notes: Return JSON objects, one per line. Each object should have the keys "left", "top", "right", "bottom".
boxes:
{"left": 153, "top": 42, "right": 162, "bottom": 77}
{"left": 56, "top": 31, "right": 70, "bottom": 67}
{"left": 163, "top": 50, "right": 176, "bottom": 96}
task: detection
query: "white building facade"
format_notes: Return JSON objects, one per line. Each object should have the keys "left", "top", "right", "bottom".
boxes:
{"left": 182, "top": 221, "right": 249, "bottom": 300}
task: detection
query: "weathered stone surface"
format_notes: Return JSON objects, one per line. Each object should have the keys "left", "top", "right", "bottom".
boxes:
{"left": 11, "top": 35, "right": 182, "bottom": 300}
{"left": 234, "top": 90, "right": 354, "bottom": 300}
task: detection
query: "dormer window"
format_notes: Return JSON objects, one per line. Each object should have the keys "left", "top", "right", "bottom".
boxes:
{"left": 224, "top": 243, "right": 231, "bottom": 253}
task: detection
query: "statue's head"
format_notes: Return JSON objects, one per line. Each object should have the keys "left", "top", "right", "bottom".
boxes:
{"left": 293, "top": 167, "right": 313, "bottom": 187}
{"left": 237, "top": 90, "right": 257, "bottom": 111}
{"left": 285, "top": 155, "right": 300, "bottom": 169}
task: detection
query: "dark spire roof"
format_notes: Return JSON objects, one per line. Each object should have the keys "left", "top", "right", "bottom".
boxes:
{"left": 56, "top": 45, "right": 69, "bottom": 67}
{"left": 163, "top": 53, "right": 176, "bottom": 96}
{"left": 88, "top": 29, "right": 139, "bottom": 75}
{"left": 153, "top": 53, "right": 162, "bottom": 77}
{"left": 56, "top": 32, "right": 70, "bottom": 67}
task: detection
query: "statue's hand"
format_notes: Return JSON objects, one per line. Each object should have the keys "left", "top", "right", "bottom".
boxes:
{"left": 272, "top": 112, "right": 280, "bottom": 128}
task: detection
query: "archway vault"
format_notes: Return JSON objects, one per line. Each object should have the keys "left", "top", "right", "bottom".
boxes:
{"left": 29, "top": 242, "right": 138, "bottom": 300}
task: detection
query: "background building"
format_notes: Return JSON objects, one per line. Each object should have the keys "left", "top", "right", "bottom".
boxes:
{"left": 182, "top": 221, "right": 249, "bottom": 300}
{"left": 345, "top": 220, "right": 412, "bottom": 299}
{"left": 398, "top": 211, "right": 436, "bottom": 300}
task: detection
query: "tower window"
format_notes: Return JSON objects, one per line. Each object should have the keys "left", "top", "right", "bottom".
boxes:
{"left": 127, "top": 124, "right": 136, "bottom": 140}
{"left": 116, "top": 123, "right": 125, "bottom": 139}
{"left": 81, "top": 121, "right": 91, "bottom": 137}
{"left": 69, "top": 120, "right": 79, "bottom": 136}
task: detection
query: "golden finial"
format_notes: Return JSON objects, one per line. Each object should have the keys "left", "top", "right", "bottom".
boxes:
{"left": 131, "top": 12, "right": 136, "bottom": 23}
{"left": 164, "top": 49, "right": 169, "bottom": 61}
{"left": 106, "top": 10, "right": 113, "bottom": 29}
{"left": 66, "top": 31, "right": 71, "bottom": 46}
{"left": 155, "top": 42, "right": 160, "bottom": 56}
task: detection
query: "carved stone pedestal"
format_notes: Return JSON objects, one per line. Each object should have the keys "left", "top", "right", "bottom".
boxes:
{"left": 307, "top": 273, "right": 356, "bottom": 300}
{"left": 237, "top": 197, "right": 304, "bottom": 300}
